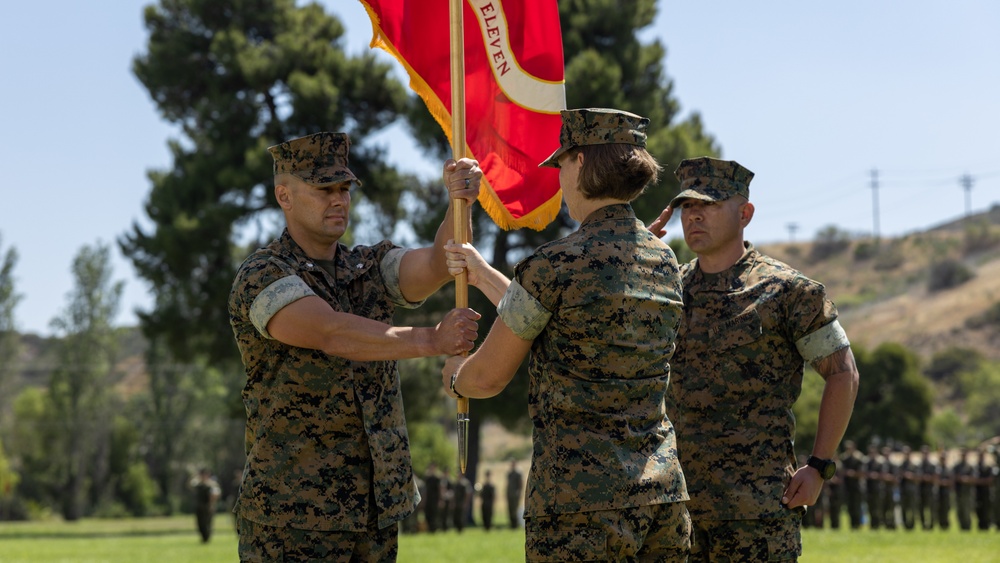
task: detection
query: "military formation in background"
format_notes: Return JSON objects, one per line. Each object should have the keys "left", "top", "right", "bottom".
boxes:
{"left": 804, "top": 440, "right": 1000, "bottom": 531}
{"left": 399, "top": 461, "right": 524, "bottom": 534}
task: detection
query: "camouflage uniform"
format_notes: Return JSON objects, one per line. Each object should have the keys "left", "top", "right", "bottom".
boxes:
{"left": 825, "top": 458, "right": 843, "bottom": 529}
{"left": 992, "top": 448, "right": 1000, "bottom": 531}
{"left": 937, "top": 454, "right": 953, "bottom": 530}
{"left": 670, "top": 239, "right": 849, "bottom": 560}
{"left": 917, "top": 449, "right": 938, "bottom": 529}
{"left": 864, "top": 447, "right": 884, "bottom": 529}
{"left": 230, "top": 231, "right": 421, "bottom": 533}
{"left": 228, "top": 133, "right": 422, "bottom": 553}
{"left": 502, "top": 202, "right": 690, "bottom": 560}
{"left": 954, "top": 452, "right": 975, "bottom": 530}
{"left": 975, "top": 450, "right": 995, "bottom": 530}
{"left": 840, "top": 446, "right": 866, "bottom": 529}
{"left": 899, "top": 451, "right": 919, "bottom": 530}
{"left": 880, "top": 448, "right": 899, "bottom": 530}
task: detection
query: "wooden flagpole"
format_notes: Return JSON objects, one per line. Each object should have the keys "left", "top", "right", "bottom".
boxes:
{"left": 449, "top": 0, "right": 470, "bottom": 474}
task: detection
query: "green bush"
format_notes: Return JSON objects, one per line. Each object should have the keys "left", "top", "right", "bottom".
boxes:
{"left": 873, "top": 241, "right": 906, "bottom": 271}
{"left": 118, "top": 462, "right": 160, "bottom": 517}
{"left": 927, "top": 258, "right": 974, "bottom": 292}
{"left": 963, "top": 221, "right": 1000, "bottom": 254}
{"left": 406, "top": 422, "right": 457, "bottom": 477}
{"left": 667, "top": 237, "right": 695, "bottom": 265}
{"left": 853, "top": 240, "right": 877, "bottom": 261}
{"left": 924, "top": 347, "right": 984, "bottom": 384}
{"left": 810, "top": 225, "right": 852, "bottom": 262}
{"left": 965, "top": 300, "right": 1000, "bottom": 329}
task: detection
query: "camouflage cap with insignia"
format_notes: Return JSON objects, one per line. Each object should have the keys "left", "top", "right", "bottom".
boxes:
{"left": 669, "top": 157, "right": 753, "bottom": 208}
{"left": 267, "top": 132, "right": 361, "bottom": 187}
{"left": 539, "top": 108, "right": 649, "bottom": 168}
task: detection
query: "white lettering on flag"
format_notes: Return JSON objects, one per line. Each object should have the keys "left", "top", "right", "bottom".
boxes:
{"left": 471, "top": 0, "right": 565, "bottom": 114}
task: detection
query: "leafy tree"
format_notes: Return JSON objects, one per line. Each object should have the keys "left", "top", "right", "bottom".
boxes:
{"left": 122, "top": 0, "right": 413, "bottom": 368}
{"left": 927, "top": 257, "right": 974, "bottom": 292}
{"left": 957, "top": 362, "right": 1000, "bottom": 443}
{"left": 965, "top": 300, "right": 1000, "bottom": 331}
{"left": 9, "top": 388, "right": 59, "bottom": 515}
{"left": 847, "top": 343, "right": 933, "bottom": 448}
{"left": 810, "top": 225, "right": 852, "bottom": 262}
{"left": 792, "top": 368, "right": 825, "bottom": 456}
{"left": 927, "top": 407, "right": 964, "bottom": 449}
{"left": 963, "top": 219, "right": 1000, "bottom": 254}
{"left": 46, "top": 242, "right": 124, "bottom": 520}
{"left": 135, "top": 339, "right": 202, "bottom": 512}
{"left": 0, "top": 233, "right": 21, "bottom": 424}
{"left": 924, "top": 346, "right": 984, "bottom": 388}
{"left": 0, "top": 437, "right": 18, "bottom": 512}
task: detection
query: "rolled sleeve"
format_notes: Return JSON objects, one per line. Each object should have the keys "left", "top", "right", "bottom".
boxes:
{"left": 249, "top": 275, "right": 316, "bottom": 339}
{"left": 380, "top": 247, "right": 425, "bottom": 309}
{"left": 498, "top": 279, "right": 552, "bottom": 340}
{"left": 795, "top": 319, "right": 850, "bottom": 364}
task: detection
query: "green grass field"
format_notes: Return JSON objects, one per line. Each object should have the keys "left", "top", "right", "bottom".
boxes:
{"left": 0, "top": 515, "right": 998, "bottom": 562}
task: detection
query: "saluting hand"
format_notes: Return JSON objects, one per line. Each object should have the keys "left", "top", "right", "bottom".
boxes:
{"left": 647, "top": 205, "right": 674, "bottom": 238}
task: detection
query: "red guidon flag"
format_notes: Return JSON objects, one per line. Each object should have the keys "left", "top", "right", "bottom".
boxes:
{"left": 359, "top": 0, "right": 566, "bottom": 230}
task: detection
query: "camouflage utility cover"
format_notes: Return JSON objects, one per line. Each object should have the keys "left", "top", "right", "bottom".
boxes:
{"left": 669, "top": 157, "right": 754, "bottom": 208}
{"left": 540, "top": 108, "right": 649, "bottom": 167}
{"left": 229, "top": 230, "right": 419, "bottom": 531}
{"left": 499, "top": 204, "right": 689, "bottom": 517}
{"left": 268, "top": 132, "right": 361, "bottom": 187}
{"left": 669, "top": 243, "right": 849, "bottom": 520}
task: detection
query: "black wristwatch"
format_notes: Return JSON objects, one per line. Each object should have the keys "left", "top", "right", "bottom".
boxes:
{"left": 807, "top": 456, "right": 837, "bottom": 480}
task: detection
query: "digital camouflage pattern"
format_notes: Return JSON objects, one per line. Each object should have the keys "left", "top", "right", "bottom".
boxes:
{"left": 917, "top": 449, "right": 938, "bottom": 529}
{"left": 499, "top": 203, "right": 689, "bottom": 518}
{"left": 900, "top": 451, "right": 919, "bottom": 529}
{"left": 690, "top": 513, "right": 801, "bottom": 561}
{"left": 669, "top": 157, "right": 754, "bottom": 208}
{"left": 865, "top": 447, "right": 889, "bottom": 529}
{"left": 237, "top": 516, "right": 398, "bottom": 561}
{"left": 880, "top": 447, "right": 899, "bottom": 529}
{"left": 267, "top": 131, "right": 361, "bottom": 187}
{"left": 669, "top": 243, "right": 849, "bottom": 520}
{"left": 841, "top": 446, "right": 866, "bottom": 529}
{"left": 954, "top": 451, "right": 975, "bottom": 530}
{"left": 524, "top": 502, "right": 691, "bottom": 562}
{"left": 540, "top": 108, "right": 649, "bottom": 167}
{"left": 229, "top": 230, "right": 420, "bottom": 531}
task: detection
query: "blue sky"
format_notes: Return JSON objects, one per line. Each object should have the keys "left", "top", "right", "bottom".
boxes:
{"left": 2, "top": 1, "right": 998, "bottom": 336}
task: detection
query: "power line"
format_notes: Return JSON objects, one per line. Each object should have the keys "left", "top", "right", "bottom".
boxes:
{"left": 960, "top": 173, "right": 974, "bottom": 217}
{"left": 786, "top": 222, "right": 799, "bottom": 243}
{"left": 871, "top": 168, "right": 880, "bottom": 242}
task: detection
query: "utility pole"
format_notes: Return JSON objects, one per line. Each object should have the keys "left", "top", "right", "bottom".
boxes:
{"left": 960, "top": 173, "right": 974, "bottom": 217}
{"left": 870, "top": 168, "right": 880, "bottom": 245}
{"left": 786, "top": 222, "right": 799, "bottom": 243}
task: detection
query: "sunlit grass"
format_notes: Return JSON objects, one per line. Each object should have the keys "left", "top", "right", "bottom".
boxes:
{"left": 0, "top": 514, "right": 998, "bottom": 562}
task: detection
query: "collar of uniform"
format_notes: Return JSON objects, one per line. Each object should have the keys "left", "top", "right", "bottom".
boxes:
{"left": 579, "top": 203, "right": 636, "bottom": 227}
{"left": 688, "top": 242, "right": 758, "bottom": 292}
{"left": 275, "top": 229, "right": 363, "bottom": 283}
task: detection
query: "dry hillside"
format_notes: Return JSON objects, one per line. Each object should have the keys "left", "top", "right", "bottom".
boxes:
{"left": 759, "top": 206, "right": 1000, "bottom": 362}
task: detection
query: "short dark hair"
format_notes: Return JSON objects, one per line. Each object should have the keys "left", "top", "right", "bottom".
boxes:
{"left": 574, "top": 144, "right": 662, "bottom": 201}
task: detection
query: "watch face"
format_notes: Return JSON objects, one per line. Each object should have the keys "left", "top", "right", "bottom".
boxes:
{"left": 809, "top": 456, "right": 836, "bottom": 480}
{"left": 821, "top": 462, "right": 836, "bottom": 480}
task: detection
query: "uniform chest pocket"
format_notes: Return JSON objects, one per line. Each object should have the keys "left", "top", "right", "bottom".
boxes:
{"left": 708, "top": 309, "right": 762, "bottom": 350}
